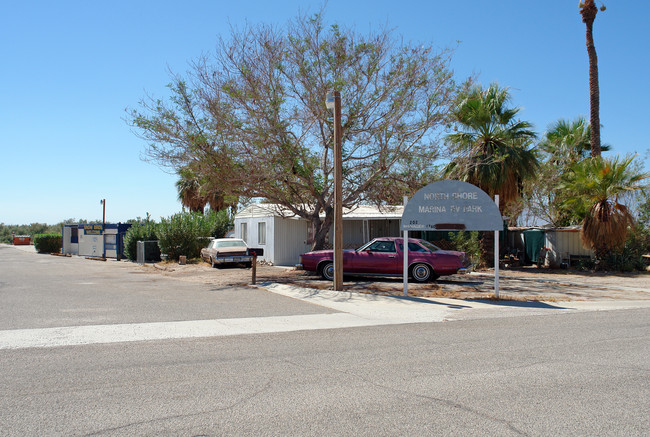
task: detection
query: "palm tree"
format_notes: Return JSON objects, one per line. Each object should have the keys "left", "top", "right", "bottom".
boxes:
{"left": 534, "top": 117, "right": 609, "bottom": 226}
{"left": 560, "top": 155, "right": 649, "bottom": 260}
{"left": 444, "top": 84, "right": 538, "bottom": 266}
{"left": 176, "top": 167, "right": 239, "bottom": 214}
{"left": 176, "top": 168, "right": 206, "bottom": 213}
{"left": 579, "top": 0, "right": 606, "bottom": 157}
{"left": 444, "top": 83, "right": 538, "bottom": 219}
{"left": 539, "top": 117, "right": 611, "bottom": 164}
{"left": 201, "top": 182, "right": 239, "bottom": 214}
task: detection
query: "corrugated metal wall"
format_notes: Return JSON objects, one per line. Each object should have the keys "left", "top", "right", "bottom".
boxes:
{"left": 545, "top": 230, "right": 593, "bottom": 259}
{"left": 236, "top": 217, "right": 273, "bottom": 263}
{"left": 507, "top": 228, "right": 594, "bottom": 266}
{"left": 274, "top": 218, "right": 310, "bottom": 266}
{"left": 342, "top": 220, "right": 365, "bottom": 248}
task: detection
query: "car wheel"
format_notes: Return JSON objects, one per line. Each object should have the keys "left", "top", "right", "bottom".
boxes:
{"left": 320, "top": 262, "right": 334, "bottom": 281}
{"left": 410, "top": 263, "right": 433, "bottom": 283}
{"left": 244, "top": 262, "right": 252, "bottom": 268}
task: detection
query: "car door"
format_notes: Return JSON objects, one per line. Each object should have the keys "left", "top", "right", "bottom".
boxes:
{"left": 350, "top": 240, "right": 400, "bottom": 274}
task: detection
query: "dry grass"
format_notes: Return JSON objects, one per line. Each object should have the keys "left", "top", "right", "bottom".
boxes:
{"left": 143, "top": 261, "right": 649, "bottom": 302}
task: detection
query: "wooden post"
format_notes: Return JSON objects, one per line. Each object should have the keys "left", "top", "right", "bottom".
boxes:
{"left": 333, "top": 91, "right": 343, "bottom": 291}
{"left": 252, "top": 253, "right": 257, "bottom": 285}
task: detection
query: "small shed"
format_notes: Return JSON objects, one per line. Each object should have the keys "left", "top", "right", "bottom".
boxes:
{"left": 234, "top": 204, "right": 404, "bottom": 266}
{"left": 508, "top": 226, "right": 594, "bottom": 266}
{"left": 63, "top": 223, "right": 131, "bottom": 259}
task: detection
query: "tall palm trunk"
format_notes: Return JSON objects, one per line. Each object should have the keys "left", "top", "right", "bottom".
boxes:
{"left": 580, "top": 0, "right": 601, "bottom": 157}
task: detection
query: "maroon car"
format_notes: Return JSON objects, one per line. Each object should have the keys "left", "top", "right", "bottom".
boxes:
{"left": 299, "top": 237, "right": 470, "bottom": 283}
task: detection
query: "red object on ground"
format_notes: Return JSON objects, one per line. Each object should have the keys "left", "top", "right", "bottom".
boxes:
{"left": 13, "top": 235, "right": 31, "bottom": 245}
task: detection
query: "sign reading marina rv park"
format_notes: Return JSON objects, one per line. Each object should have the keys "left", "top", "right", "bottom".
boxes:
{"left": 82, "top": 224, "right": 104, "bottom": 235}
{"left": 401, "top": 180, "right": 502, "bottom": 232}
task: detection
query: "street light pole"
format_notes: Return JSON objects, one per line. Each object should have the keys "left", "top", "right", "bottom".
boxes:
{"left": 100, "top": 199, "right": 106, "bottom": 259}
{"left": 326, "top": 91, "right": 343, "bottom": 291}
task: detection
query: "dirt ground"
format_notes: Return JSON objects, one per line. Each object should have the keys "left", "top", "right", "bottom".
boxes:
{"left": 6, "top": 244, "right": 647, "bottom": 301}
{"left": 142, "top": 260, "right": 650, "bottom": 302}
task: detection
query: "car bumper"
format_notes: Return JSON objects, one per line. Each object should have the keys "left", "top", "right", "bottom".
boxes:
{"left": 213, "top": 255, "right": 253, "bottom": 264}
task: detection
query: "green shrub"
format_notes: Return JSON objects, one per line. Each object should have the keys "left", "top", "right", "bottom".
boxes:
{"left": 207, "top": 209, "right": 235, "bottom": 238}
{"left": 576, "top": 257, "right": 596, "bottom": 271}
{"left": 448, "top": 231, "right": 481, "bottom": 268}
{"left": 156, "top": 212, "right": 215, "bottom": 261}
{"left": 123, "top": 220, "right": 160, "bottom": 261}
{"left": 33, "top": 233, "right": 62, "bottom": 253}
{"left": 601, "top": 227, "right": 650, "bottom": 272}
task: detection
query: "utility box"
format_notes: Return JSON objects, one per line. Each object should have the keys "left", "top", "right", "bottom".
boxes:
{"left": 13, "top": 235, "right": 31, "bottom": 245}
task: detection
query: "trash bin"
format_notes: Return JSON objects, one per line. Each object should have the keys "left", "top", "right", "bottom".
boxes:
{"left": 13, "top": 235, "right": 31, "bottom": 245}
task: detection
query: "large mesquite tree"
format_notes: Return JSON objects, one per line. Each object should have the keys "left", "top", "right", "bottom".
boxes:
{"left": 128, "top": 11, "right": 463, "bottom": 250}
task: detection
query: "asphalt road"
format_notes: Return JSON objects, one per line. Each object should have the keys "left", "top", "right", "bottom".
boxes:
{"left": 1, "top": 245, "right": 648, "bottom": 436}
{"left": 0, "top": 246, "right": 336, "bottom": 330}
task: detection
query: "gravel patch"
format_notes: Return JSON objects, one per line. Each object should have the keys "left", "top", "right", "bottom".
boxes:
{"left": 143, "top": 261, "right": 650, "bottom": 302}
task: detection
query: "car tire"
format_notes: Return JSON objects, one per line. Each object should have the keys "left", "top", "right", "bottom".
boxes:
{"left": 244, "top": 262, "right": 252, "bottom": 268}
{"left": 410, "top": 263, "right": 434, "bottom": 283}
{"left": 320, "top": 262, "right": 334, "bottom": 281}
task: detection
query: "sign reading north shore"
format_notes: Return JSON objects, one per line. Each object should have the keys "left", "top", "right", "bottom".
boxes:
{"left": 82, "top": 224, "right": 103, "bottom": 235}
{"left": 401, "top": 180, "right": 502, "bottom": 231}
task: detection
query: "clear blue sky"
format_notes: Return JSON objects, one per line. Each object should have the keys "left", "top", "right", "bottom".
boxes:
{"left": 1, "top": 0, "right": 647, "bottom": 225}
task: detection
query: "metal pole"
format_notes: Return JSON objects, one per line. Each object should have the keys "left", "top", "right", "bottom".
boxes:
{"left": 403, "top": 196, "right": 409, "bottom": 296}
{"left": 494, "top": 195, "right": 500, "bottom": 298}
{"left": 101, "top": 199, "right": 106, "bottom": 259}
{"left": 333, "top": 91, "right": 343, "bottom": 291}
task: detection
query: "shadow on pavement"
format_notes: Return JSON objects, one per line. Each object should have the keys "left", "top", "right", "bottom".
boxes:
{"left": 465, "top": 299, "right": 570, "bottom": 310}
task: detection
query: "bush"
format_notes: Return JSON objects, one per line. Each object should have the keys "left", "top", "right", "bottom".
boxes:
{"left": 601, "top": 226, "right": 650, "bottom": 272}
{"left": 448, "top": 231, "right": 481, "bottom": 268}
{"left": 156, "top": 212, "right": 215, "bottom": 261}
{"left": 123, "top": 220, "right": 160, "bottom": 261}
{"left": 207, "top": 209, "right": 235, "bottom": 238}
{"left": 33, "top": 233, "right": 62, "bottom": 253}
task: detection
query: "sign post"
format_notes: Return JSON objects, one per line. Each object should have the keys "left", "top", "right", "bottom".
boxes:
{"left": 403, "top": 196, "right": 409, "bottom": 296}
{"left": 401, "top": 180, "right": 503, "bottom": 297}
{"left": 494, "top": 195, "right": 500, "bottom": 298}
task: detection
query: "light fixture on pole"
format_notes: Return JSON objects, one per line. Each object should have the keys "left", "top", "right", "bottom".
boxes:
{"left": 100, "top": 199, "right": 106, "bottom": 259}
{"left": 326, "top": 91, "right": 343, "bottom": 291}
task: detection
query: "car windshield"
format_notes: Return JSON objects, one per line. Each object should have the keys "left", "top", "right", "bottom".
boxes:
{"left": 356, "top": 241, "right": 372, "bottom": 251}
{"left": 215, "top": 240, "right": 247, "bottom": 248}
{"left": 356, "top": 240, "right": 397, "bottom": 253}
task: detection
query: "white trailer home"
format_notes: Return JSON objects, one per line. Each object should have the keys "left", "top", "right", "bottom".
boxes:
{"left": 234, "top": 203, "right": 404, "bottom": 266}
